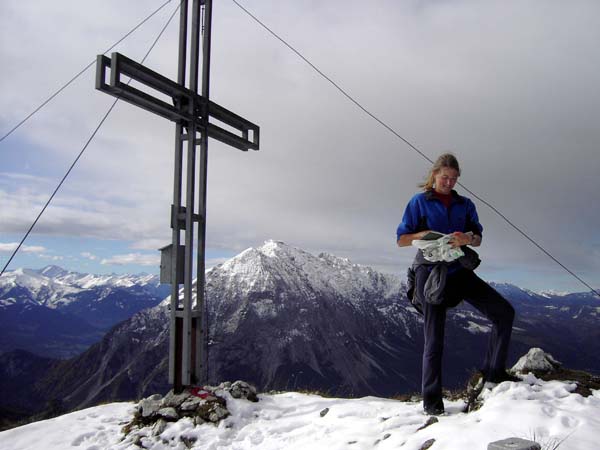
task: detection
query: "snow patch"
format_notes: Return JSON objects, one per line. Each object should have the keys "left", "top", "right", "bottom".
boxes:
{"left": 466, "top": 321, "right": 491, "bottom": 334}
{"left": 2, "top": 377, "right": 600, "bottom": 450}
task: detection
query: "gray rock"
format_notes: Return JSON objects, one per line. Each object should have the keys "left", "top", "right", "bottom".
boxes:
{"left": 152, "top": 418, "right": 168, "bottom": 436}
{"left": 419, "top": 439, "right": 435, "bottom": 450}
{"left": 180, "top": 397, "right": 206, "bottom": 411}
{"left": 417, "top": 416, "right": 438, "bottom": 431}
{"left": 228, "top": 380, "right": 258, "bottom": 402}
{"left": 193, "top": 416, "right": 206, "bottom": 426}
{"left": 512, "top": 348, "right": 561, "bottom": 374}
{"left": 208, "top": 404, "right": 229, "bottom": 423}
{"left": 161, "top": 390, "right": 190, "bottom": 408}
{"left": 139, "top": 398, "right": 161, "bottom": 418}
{"left": 158, "top": 407, "right": 179, "bottom": 421}
{"left": 320, "top": 408, "right": 329, "bottom": 417}
{"left": 488, "top": 437, "right": 541, "bottom": 450}
{"left": 180, "top": 436, "right": 197, "bottom": 448}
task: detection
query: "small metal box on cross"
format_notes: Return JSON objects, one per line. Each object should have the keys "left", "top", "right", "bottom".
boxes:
{"left": 95, "top": 0, "right": 259, "bottom": 391}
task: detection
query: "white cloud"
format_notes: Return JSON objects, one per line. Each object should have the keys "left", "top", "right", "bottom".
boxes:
{"left": 130, "top": 238, "right": 170, "bottom": 251}
{"left": 101, "top": 253, "right": 160, "bottom": 267}
{"left": 80, "top": 251, "right": 97, "bottom": 261}
{"left": 0, "top": 242, "right": 47, "bottom": 253}
{"left": 23, "top": 246, "right": 46, "bottom": 253}
{"left": 38, "top": 254, "right": 63, "bottom": 261}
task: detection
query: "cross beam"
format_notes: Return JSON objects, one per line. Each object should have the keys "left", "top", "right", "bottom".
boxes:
{"left": 96, "top": 52, "right": 259, "bottom": 152}
{"left": 95, "top": 0, "right": 259, "bottom": 391}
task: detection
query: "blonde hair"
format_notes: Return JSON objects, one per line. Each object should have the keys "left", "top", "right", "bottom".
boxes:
{"left": 419, "top": 153, "right": 461, "bottom": 191}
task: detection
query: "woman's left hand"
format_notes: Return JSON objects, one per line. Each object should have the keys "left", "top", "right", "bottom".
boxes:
{"left": 449, "top": 232, "right": 472, "bottom": 248}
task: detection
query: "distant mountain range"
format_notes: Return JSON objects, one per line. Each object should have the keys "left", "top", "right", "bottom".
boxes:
{"left": 1, "top": 241, "right": 599, "bottom": 429}
{"left": 0, "top": 265, "right": 170, "bottom": 358}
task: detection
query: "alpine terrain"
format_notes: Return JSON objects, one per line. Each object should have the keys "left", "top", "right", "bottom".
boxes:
{"left": 1, "top": 240, "right": 599, "bottom": 429}
{"left": 0, "top": 266, "right": 170, "bottom": 358}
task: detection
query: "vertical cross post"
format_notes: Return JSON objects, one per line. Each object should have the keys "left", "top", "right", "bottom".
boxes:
{"left": 173, "top": 0, "right": 206, "bottom": 391}
{"left": 196, "top": 0, "right": 212, "bottom": 385}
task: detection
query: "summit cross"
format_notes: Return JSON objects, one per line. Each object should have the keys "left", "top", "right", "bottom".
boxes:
{"left": 95, "top": 0, "right": 260, "bottom": 391}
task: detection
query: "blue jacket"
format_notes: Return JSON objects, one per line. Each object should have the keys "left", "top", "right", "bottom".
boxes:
{"left": 398, "top": 190, "right": 483, "bottom": 311}
{"left": 396, "top": 190, "right": 483, "bottom": 240}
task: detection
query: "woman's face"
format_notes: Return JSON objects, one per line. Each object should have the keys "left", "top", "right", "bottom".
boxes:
{"left": 433, "top": 167, "right": 459, "bottom": 195}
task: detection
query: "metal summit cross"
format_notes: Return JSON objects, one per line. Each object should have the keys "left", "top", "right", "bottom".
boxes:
{"left": 95, "top": 0, "right": 259, "bottom": 391}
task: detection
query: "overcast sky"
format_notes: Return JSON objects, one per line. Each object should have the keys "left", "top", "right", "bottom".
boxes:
{"left": 1, "top": 0, "right": 599, "bottom": 293}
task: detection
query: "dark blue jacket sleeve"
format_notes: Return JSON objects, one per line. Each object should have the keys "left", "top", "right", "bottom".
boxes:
{"left": 396, "top": 195, "right": 421, "bottom": 240}
{"left": 465, "top": 198, "right": 483, "bottom": 236}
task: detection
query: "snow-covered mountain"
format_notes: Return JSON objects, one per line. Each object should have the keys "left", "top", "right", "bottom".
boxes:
{"left": 206, "top": 240, "right": 420, "bottom": 395}
{"left": 1, "top": 240, "right": 599, "bottom": 429}
{"left": 0, "top": 265, "right": 165, "bottom": 309}
{"left": 0, "top": 265, "right": 170, "bottom": 358}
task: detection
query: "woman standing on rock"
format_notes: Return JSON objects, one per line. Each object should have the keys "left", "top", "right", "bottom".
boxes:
{"left": 396, "top": 153, "right": 516, "bottom": 415}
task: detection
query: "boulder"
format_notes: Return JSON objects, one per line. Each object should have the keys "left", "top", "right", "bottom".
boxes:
{"left": 512, "top": 348, "right": 561, "bottom": 374}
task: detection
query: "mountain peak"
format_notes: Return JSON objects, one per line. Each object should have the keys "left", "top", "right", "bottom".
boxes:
{"left": 206, "top": 240, "right": 404, "bottom": 311}
{"left": 256, "top": 239, "right": 308, "bottom": 259}
{"left": 38, "top": 265, "right": 70, "bottom": 278}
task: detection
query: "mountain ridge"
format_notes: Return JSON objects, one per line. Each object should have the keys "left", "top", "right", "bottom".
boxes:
{"left": 0, "top": 265, "right": 171, "bottom": 358}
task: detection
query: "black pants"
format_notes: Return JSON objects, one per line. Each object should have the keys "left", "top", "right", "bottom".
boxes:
{"left": 421, "top": 269, "right": 515, "bottom": 411}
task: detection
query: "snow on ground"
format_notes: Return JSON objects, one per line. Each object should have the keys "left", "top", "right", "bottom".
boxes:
{"left": 0, "top": 402, "right": 135, "bottom": 450}
{"left": 2, "top": 375, "right": 599, "bottom": 450}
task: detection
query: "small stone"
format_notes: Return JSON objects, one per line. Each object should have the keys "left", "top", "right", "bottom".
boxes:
{"left": 180, "top": 436, "right": 197, "bottom": 449}
{"left": 193, "top": 416, "right": 206, "bottom": 426}
{"left": 162, "top": 390, "right": 191, "bottom": 408}
{"left": 152, "top": 419, "right": 168, "bottom": 436}
{"left": 419, "top": 439, "right": 435, "bottom": 450}
{"left": 158, "top": 407, "right": 179, "bottom": 421}
{"left": 417, "top": 416, "right": 439, "bottom": 431}
{"left": 487, "top": 437, "right": 541, "bottom": 450}
{"left": 383, "top": 433, "right": 391, "bottom": 440}
{"left": 181, "top": 397, "right": 205, "bottom": 411}
{"left": 208, "top": 404, "right": 230, "bottom": 423}
{"left": 229, "top": 380, "right": 258, "bottom": 401}
{"left": 320, "top": 408, "right": 330, "bottom": 417}
{"left": 139, "top": 398, "right": 161, "bottom": 418}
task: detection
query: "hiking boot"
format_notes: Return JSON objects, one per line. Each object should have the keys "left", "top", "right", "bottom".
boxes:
{"left": 424, "top": 405, "right": 445, "bottom": 416}
{"left": 464, "top": 371, "right": 486, "bottom": 412}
